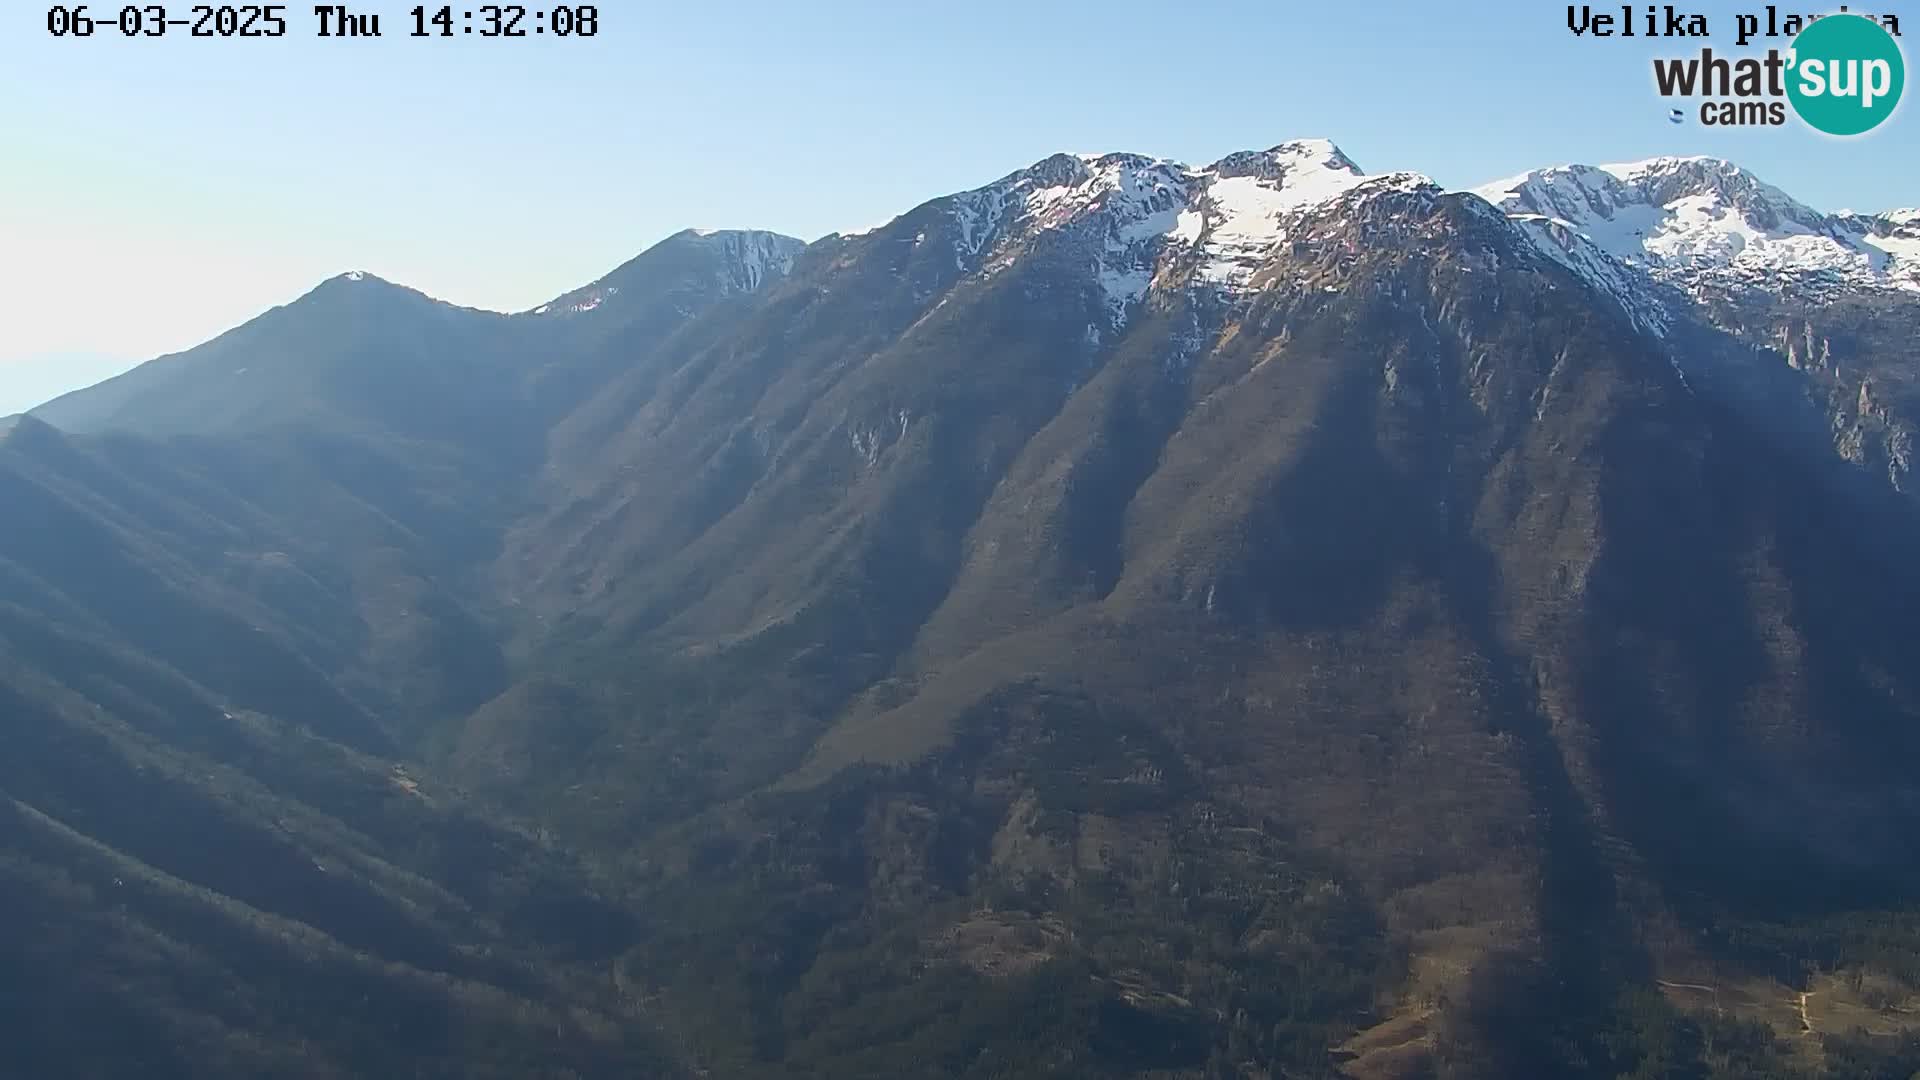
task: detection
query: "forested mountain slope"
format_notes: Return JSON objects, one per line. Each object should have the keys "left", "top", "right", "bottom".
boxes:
{"left": 11, "top": 144, "right": 1920, "bottom": 1078}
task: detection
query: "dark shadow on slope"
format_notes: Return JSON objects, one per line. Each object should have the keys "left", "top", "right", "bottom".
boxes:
{"left": 1232, "top": 298, "right": 1444, "bottom": 631}
{"left": 0, "top": 682, "right": 473, "bottom": 978}
{"left": 1581, "top": 377, "right": 1920, "bottom": 927}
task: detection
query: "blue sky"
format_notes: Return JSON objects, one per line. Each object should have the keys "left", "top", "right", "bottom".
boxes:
{"left": 1, "top": 0, "right": 1913, "bottom": 413}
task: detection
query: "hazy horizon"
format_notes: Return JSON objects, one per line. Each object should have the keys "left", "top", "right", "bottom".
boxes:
{"left": 0, "top": 352, "right": 139, "bottom": 418}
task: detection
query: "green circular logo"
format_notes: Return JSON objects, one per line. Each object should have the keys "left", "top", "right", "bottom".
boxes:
{"left": 1786, "top": 13, "right": 1905, "bottom": 136}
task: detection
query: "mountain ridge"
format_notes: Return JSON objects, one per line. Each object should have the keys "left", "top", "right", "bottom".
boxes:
{"left": 30, "top": 143, "right": 1904, "bottom": 424}
{"left": 11, "top": 136, "right": 1920, "bottom": 1079}
{"left": 1473, "top": 155, "right": 1920, "bottom": 298}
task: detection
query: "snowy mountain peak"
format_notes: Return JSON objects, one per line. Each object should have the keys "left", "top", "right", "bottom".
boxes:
{"left": 1472, "top": 158, "right": 1918, "bottom": 297}
{"left": 937, "top": 151, "right": 1189, "bottom": 276}
{"left": 933, "top": 138, "right": 1434, "bottom": 312}
{"left": 1205, "top": 138, "right": 1361, "bottom": 181}
{"left": 996, "top": 152, "right": 1099, "bottom": 194}
{"left": 1180, "top": 142, "right": 1434, "bottom": 288}
{"left": 1603, "top": 156, "right": 1825, "bottom": 233}
{"left": 1478, "top": 157, "right": 1821, "bottom": 233}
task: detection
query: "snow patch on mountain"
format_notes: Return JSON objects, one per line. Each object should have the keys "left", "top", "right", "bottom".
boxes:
{"left": 934, "top": 140, "right": 1447, "bottom": 334}
{"left": 921, "top": 141, "right": 1909, "bottom": 346}
{"left": 1180, "top": 141, "right": 1374, "bottom": 285}
{"left": 1058, "top": 155, "right": 1191, "bottom": 324}
{"left": 950, "top": 185, "right": 1016, "bottom": 264}
{"left": 1504, "top": 214, "right": 1674, "bottom": 338}
{"left": 1472, "top": 157, "right": 1919, "bottom": 297}
{"left": 1858, "top": 210, "right": 1920, "bottom": 290}
{"left": 941, "top": 151, "right": 1193, "bottom": 325}
{"left": 1866, "top": 230, "right": 1920, "bottom": 264}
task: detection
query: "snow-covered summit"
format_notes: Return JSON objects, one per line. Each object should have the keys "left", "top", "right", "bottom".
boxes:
{"left": 1178, "top": 141, "right": 1432, "bottom": 286}
{"left": 845, "top": 142, "right": 1905, "bottom": 348}
{"left": 925, "top": 140, "right": 1437, "bottom": 325}
{"left": 1472, "top": 157, "right": 1919, "bottom": 296}
{"left": 1208, "top": 138, "right": 1358, "bottom": 179}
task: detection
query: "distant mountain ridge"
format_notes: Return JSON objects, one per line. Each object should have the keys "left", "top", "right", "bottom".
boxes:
{"left": 31, "top": 146, "right": 1912, "bottom": 429}
{"left": 1475, "top": 155, "right": 1920, "bottom": 297}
